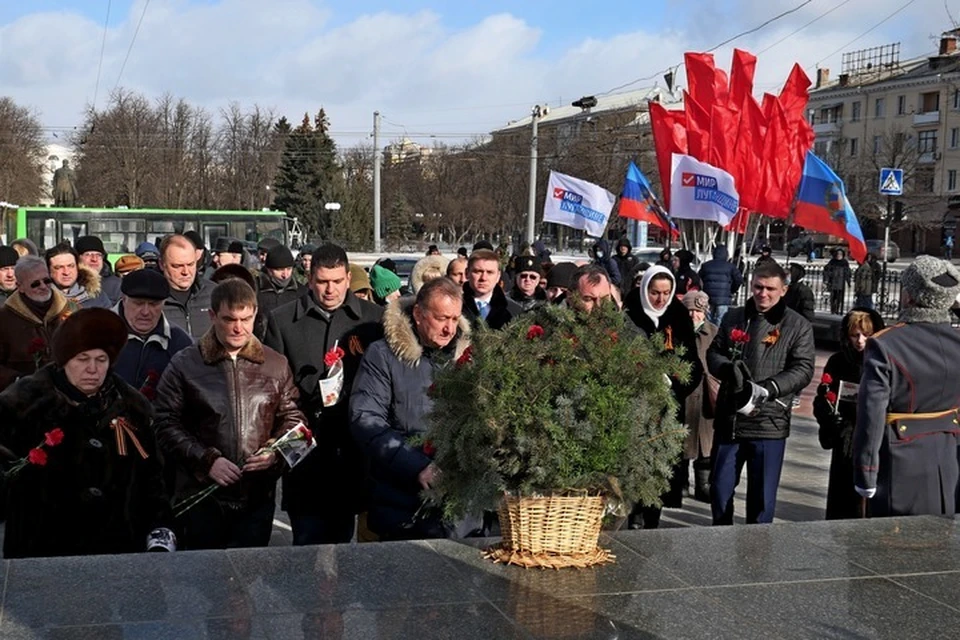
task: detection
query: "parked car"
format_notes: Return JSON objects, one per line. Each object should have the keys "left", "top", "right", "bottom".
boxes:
{"left": 865, "top": 239, "right": 900, "bottom": 263}
{"left": 374, "top": 256, "right": 417, "bottom": 287}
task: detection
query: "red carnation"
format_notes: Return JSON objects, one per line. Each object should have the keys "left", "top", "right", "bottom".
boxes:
{"left": 44, "top": 428, "right": 65, "bottom": 447}
{"left": 456, "top": 345, "right": 473, "bottom": 367}
{"left": 27, "top": 338, "right": 46, "bottom": 356}
{"left": 422, "top": 440, "right": 436, "bottom": 457}
{"left": 730, "top": 329, "right": 750, "bottom": 344}
{"left": 825, "top": 390, "right": 838, "bottom": 404}
{"left": 427, "top": 383, "right": 437, "bottom": 397}
{"left": 324, "top": 346, "right": 346, "bottom": 367}
{"left": 821, "top": 373, "right": 833, "bottom": 386}
{"left": 526, "top": 325, "right": 545, "bottom": 340}
{"left": 608, "top": 330, "right": 619, "bottom": 344}
{"left": 27, "top": 448, "right": 47, "bottom": 466}
{"left": 301, "top": 426, "right": 314, "bottom": 447}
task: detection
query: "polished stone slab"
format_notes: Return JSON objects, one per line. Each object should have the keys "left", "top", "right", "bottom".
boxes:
{"left": 0, "top": 516, "right": 957, "bottom": 639}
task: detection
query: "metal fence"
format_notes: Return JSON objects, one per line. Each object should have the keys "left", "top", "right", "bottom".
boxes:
{"left": 732, "top": 260, "right": 904, "bottom": 321}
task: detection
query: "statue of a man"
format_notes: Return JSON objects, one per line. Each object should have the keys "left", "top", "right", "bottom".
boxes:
{"left": 52, "top": 159, "right": 78, "bottom": 207}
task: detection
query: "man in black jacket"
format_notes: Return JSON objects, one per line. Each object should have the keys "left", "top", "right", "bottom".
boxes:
{"left": 160, "top": 234, "right": 214, "bottom": 339}
{"left": 264, "top": 244, "right": 384, "bottom": 544}
{"left": 255, "top": 245, "right": 301, "bottom": 338}
{"left": 783, "top": 263, "right": 816, "bottom": 322}
{"left": 707, "top": 261, "right": 815, "bottom": 525}
{"left": 462, "top": 249, "right": 520, "bottom": 330}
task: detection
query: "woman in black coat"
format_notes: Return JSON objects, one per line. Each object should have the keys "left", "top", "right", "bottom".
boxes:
{"left": 624, "top": 265, "right": 704, "bottom": 527}
{"left": 0, "top": 308, "right": 173, "bottom": 558}
{"left": 813, "top": 307, "right": 884, "bottom": 520}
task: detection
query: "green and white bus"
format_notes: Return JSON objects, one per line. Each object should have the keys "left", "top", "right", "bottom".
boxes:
{"left": 1, "top": 206, "right": 297, "bottom": 261}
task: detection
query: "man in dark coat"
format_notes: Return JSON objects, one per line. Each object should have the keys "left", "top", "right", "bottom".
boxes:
{"left": 698, "top": 245, "right": 743, "bottom": 326}
{"left": 673, "top": 249, "right": 701, "bottom": 298}
{"left": 707, "top": 260, "right": 815, "bottom": 525}
{"left": 590, "top": 239, "right": 622, "bottom": 287}
{"left": 350, "top": 278, "right": 472, "bottom": 540}
{"left": 0, "top": 256, "right": 74, "bottom": 391}
{"left": 624, "top": 265, "right": 703, "bottom": 527}
{"left": 507, "top": 255, "right": 547, "bottom": 313}
{"left": 159, "top": 234, "right": 214, "bottom": 339}
{"left": 155, "top": 279, "right": 305, "bottom": 549}
{"left": 112, "top": 269, "right": 192, "bottom": 394}
{"left": 0, "top": 246, "right": 19, "bottom": 306}
{"left": 45, "top": 242, "right": 111, "bottom": 309}
{"left": 755, "top": 246, "right": 777, "bottom": 268}
{"left": 783, "top": 263, "right": 816, "bottom": 322}
{"left": 255, "top": 245, "right": 301, "bottom": 338}
{"left": 854, "top": 256, "right": 960, "bottom": 517}
{"left": 76, "top": 235, "right": 122, "bottom": 305}
{"left": 263, "top": 244, "right": 384, "bottom": 545}
{"left": 823, "top": 248, "right": 851, "bottom": 315}
{"left": 612, "top": 237, "right": 637, "bottom": 289}
{"left": 814, "top": 308, "right": 884, "bottom": 520}
{"left": 462, "top": 249, "right": 521, "bottom": 330}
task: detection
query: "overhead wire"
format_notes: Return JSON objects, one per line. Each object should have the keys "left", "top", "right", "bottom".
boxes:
{"left": 91, "top": 0, "right": 112, "bottom": 111}
{"left": 113, "top": 0, "right": 152, "bottom": 93}
{"left": 756, "top": 0, "right": 853, "bottom": 55}
{"left": 811, "top": 0, "right": 917, "bottom": 69}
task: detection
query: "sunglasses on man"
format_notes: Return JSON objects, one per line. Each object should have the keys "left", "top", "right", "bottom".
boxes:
{"left": 29, "top": 277, "right": 54, "bottom": 289}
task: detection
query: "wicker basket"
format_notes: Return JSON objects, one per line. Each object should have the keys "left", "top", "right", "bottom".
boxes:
{"left": 484, "top": 493, "right": 614, "bottom": 568}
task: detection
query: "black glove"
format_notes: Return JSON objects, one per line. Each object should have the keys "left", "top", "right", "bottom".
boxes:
{"left": 731, "top": 360, "right": 752, "bottom": 393}
{"left": 759, "top": 379, "right": 780, "bottom": 400}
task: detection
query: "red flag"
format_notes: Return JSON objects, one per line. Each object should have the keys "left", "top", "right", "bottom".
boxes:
{"left": 684, "top": 52, "right": 720, "bottom": 108}
{"left": 758, "top": 97, "right": 791, "bottom": 218}
{"left": 715, "top": 68, "right": 730, "bottom": 106}
{"left": 684, "top": 91, "right": 712, "bottom": 162}
{"left": 649, "top": 101, "right": 687, "bottom": 211}
{"left": 726, "top": 209, "right": 751, "bottom": 235}
{"left": 710, "top": 103, "right": 738, "bottom": 174}
{"left": 729, "top": 49, "right": 757, "bottom": 111}
{"left": 779, "top": 63, "right": 812, "bottom": 126}
{"left": 732, "top": 96, "right": 767, "bottom": 213}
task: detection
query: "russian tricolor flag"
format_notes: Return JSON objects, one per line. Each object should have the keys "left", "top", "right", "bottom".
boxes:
{"left": 619, "top": 161, "right": 678, "bottom": 238}
{"left": 793, "top": 152, "right": 867, "bottom": 263}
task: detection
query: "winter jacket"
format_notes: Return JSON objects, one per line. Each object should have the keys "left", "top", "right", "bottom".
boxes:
{"left": 674, "top": 250, "right": 701, "bottom": 297}
{"left": 813, "top": 308, "right": 884, "bottom": 520}
{"left": 99, "top": 262, "right": 123, "bottom": 306}
{"left": 508, "top": 285, "right": 548, "bottom": 313}
{"left": 154, "top": 331, "right": 305, "bottom": 508}
{"left": 0, "top": 290, "right": 75, "bottom": 391}
{"left": 0, "top": 287, "right": 15, "bottom": 307}
{"left": 612, "top": 238, "right": 638, "bottom": 288}
{"left": 854, "top": 314, "right": 960, "bottom": 517}
{"left": 163, "top": 277, "right": 214, "bottom": 339}
{"left": 854, "top": 263, "right": 873, "bottom": 297}
{"left": 255, "top": 271, "right": 302, "bottom": 339}
{"left": 349, "top": 297, "right": 471, "bottom": 537}
{"left": 0, "top": 366, "right": 170, "bottom": 558}
{"left": 698, "top": 246, "right": 743, "bottom": 306}
{"left": 112, "top": 306, "right": 193, "bottom": 392}
{"left": 591, "top": 239, "right": 622, "bottom": 286}
{"left": 823, "top": 258, "right": 851, "bottom": 292}
{"left": 463, "top": 282, "right": 521, "bottom": 331}
{"left": 708, "top": 298, "right": 815, "bottom": 440}
{"left": 263, "top": 290, "right": 384, "bottom": 514}
{"left": 784, "top": 281, "right": 816, "bottom": 323}
{"left": 624, "top": 284, "right": 703, "bottom": 425}
{"left": 684, "top": 320, "right": 718, "bottom": 460}
{"left": 58, "top": 265, "right": 111, "bottom": 309}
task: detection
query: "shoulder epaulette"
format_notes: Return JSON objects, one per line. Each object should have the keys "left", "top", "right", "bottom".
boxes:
{"left": 871, "top": 323, "right": 906, "bottom": 339}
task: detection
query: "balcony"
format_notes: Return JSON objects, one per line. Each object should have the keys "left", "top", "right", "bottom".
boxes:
{"left": 813, "top": 120, "right": 842, "bottom": 135}
{"left": 918, "top": 151, "right": 939, "bottom": 164}
{"left": 913, "top": 111, "right": 941, "bottom": 126}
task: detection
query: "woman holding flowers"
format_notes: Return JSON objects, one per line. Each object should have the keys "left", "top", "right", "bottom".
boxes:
{"left": 813, "top": 308, "right": 884, "bottom": 520}
{"left": 0, "top": 308, "right": 174, "bottom": 558}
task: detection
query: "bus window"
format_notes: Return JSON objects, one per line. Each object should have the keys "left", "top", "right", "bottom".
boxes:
{"left": 203, "top": 224, "right": 227, "bottom": 250}
{"left": 61, "top": 221, "right": 88, "bottom": 246}
{"left": 90, "top": 218, "right": 145, "bottom": 254}
{"left": 149, "top": 221, "right": 177, "bottom": 235}
{"left": 256, "top": 219, "right": 285, "bottom": 244}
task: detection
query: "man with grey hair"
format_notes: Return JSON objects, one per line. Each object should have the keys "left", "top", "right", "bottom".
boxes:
{"left": 0, "top": 256, "right": 75, "bottom": 390}
{"left": 854, "top": 255, "right": 960, "bottom": 517}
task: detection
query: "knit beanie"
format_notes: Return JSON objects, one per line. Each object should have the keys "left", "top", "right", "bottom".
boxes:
{"left": 265, "top": 245, "right": 295, "bottom": 269}
{"left": 0, "top": 246, "right": 18, "bottom": 268}
{"left": 369, "top": 265, "right": 401, "bottom": 300}
{"left": 682, "top": 290, "right": 709, "bottom": 312}
{"left": 899, "top": 255, "right": 960, "bottom": 324}
{"left": 349, "top": 264, "right": 372, "bottom": 294}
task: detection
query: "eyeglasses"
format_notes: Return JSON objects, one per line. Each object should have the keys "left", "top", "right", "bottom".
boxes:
{"left": 29, "top": 277, "right": 54, "bottom": 289}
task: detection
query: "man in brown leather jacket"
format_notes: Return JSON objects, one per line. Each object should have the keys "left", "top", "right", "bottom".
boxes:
{"left": 155, "top": 279, "right": 306, "bottom": 549}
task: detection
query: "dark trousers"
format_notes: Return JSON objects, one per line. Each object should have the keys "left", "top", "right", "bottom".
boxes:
{"left": 290, "top": 511, "right": 355, "bottom": 545}
{"left": 710, "top": 438, "right": 786, "bottom": 525}
{"left": 830, "top": 289, "right": 844, "bottom": 315}
{"left": 180, "top": 497, "right": 276, "bottom": 550}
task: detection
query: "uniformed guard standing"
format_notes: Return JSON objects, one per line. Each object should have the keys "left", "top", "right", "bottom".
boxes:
{"left": 854, "top": 256, "right": 960, "bottom": 517}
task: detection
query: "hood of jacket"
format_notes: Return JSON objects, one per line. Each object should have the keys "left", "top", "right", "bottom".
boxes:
{"left": 616, "top": 237, "right": 632, "bottom": 253}
{"left": 637, "top": 265, "right": 676, "bottom": 326}
{"left": 410, "top": 255, "right": 450, "bottom": 294}
{"left": 73, "top": 264, "right": 103, "bottom": 298}
{"left": 592, "top": 239, "right": 612, "bottom": 260}
{"left": 712, "top": 245, "right": 729, "bottom": 261}
{"left": 383, "top": 296, "right": 471, "bottom": 367}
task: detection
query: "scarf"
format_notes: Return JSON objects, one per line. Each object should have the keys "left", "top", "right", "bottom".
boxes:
{"left": 638, "top": 265, "right": 676, "bottom": 329}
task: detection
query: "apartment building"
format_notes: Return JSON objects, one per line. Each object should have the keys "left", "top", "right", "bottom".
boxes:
{"left": 808, "top": 32, "right": 960, "bottom": 254}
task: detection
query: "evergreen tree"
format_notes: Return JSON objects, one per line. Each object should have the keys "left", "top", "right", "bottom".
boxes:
{"left": 272, "top": 109, "right": 342, "bottom": 242}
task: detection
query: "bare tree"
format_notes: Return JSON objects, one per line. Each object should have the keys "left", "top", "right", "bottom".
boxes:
{"left": 0, "top": 97, "right": 45, "bottom": 206}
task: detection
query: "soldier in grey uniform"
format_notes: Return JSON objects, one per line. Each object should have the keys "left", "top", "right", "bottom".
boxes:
{"left": 854, "top": 255, "right": 960, "bottom": 517}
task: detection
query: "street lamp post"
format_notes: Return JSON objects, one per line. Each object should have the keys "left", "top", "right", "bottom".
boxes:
{"left": 526, "top": 105, "right": 548, "bottom": 246}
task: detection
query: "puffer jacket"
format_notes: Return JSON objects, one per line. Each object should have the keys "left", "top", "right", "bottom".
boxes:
{"left": 349, "top": 297, "right": 471, "bottom": 537}
{"left": 698, "top": 246, "right": 743, "bottom": 306}
{"left": 154, "top": 331, "right": 305, "bottom": 507}
{"left": 59, "top": 265, "right": 111, "bottom": 309}
{"left": 612, "top": 238, "right": 638, "bottom": 288}
{"left": 708, "top": 298, "right": 815, "bottom": 440}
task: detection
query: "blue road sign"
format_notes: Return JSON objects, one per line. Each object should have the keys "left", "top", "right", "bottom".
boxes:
{"left": 879, "top": 167, "right": 903, "bottom": 196}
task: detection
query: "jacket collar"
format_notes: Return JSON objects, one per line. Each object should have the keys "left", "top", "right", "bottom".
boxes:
{"left": 463, "top": 281, "right": 507, "bottom": 312}
{"left": 294, "top": 289, "right": 364, "bottom": 322}
{"left": 383, "top": 296, "right": 471, "bottom": 367}
{"left": 116, "top": 301, "right": 173, "bottom": 349}
{"left": 198, "top": 329, "right": 265, "bottom": 365}
{"left": 4, "top": 289, "right": 70, "bottom": 325}
{"left": 744, "top": 297, "right": 787, "bottom": 325}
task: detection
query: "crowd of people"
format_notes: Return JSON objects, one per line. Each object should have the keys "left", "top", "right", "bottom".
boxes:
{"left": 0, "top": 231, "right": 956, "bottom": 559}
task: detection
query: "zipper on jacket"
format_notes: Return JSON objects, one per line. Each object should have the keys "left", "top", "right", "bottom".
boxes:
{"left": 230, "top": 358, "right": 243, "bottom": 462}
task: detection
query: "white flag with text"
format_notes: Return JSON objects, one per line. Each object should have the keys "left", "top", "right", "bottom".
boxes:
{"left": 542, "top": 171, "right": 615, "bottom": 238}
{"left": 669, "top": 154, "right": 739, "bottom": 226}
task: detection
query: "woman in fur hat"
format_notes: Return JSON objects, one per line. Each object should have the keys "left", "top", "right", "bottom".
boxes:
{"left": 0, "top": 308, "right": 174, "bottom": 558}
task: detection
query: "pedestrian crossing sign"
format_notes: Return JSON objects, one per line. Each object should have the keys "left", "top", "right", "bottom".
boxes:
{"left": 879, "top": 167, "right": 903, "bottom": 196}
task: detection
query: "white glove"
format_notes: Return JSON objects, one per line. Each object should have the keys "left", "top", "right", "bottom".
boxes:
{"left": 146, "top": 527, "right": 177, "bottom": 552}
{"left": 855, "top": 486, "right": 876, "bottom": 499}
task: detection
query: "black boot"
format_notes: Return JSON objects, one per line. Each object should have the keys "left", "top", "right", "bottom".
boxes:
{"left": 693, "top": 457, "right": 711, "bottom": 503}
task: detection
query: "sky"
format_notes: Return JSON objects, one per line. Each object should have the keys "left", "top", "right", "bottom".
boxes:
{"left": 0, "top": 0, "right": 951, "bottom": 148}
